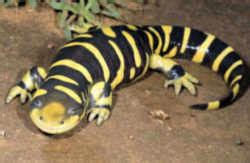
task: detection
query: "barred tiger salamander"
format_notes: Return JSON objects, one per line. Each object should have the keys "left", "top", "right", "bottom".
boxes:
{"left": 6, "top": 25, "right": 249, "bottom": 134}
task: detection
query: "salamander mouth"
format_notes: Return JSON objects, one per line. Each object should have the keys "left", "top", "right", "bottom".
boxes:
{"left": 29, "top": 102, "right": 85, "bottom": 134}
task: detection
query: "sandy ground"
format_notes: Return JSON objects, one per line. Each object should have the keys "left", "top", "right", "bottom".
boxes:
{"left": 0, "top": 0, "right": 250, "bottom": 162}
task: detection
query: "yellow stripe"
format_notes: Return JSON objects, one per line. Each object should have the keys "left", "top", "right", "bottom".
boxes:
{"left": 224, "top": 60, "right": 243, "bottom": 83}
{"left": 37, "top": 67, "right": 47, "bottom": 79}
{"left": 54, "top": 85, "right": 82, "bottom": 104}
{"left": 230, "top": 75, "right": 242, "bottom": 87}
{"left": 63, "top": 42, "right": 110, "bottom": 81}
{"left": 144, "top": 31, "right": 154, "bottom": 50}
{"left": 127, "top": 25, "right": 138, "bottom": 31}
{"left": 108, "top": 40, "right": 125, "bottom": 89}
{"left": 165, "top": 46, "right": 178, "bottom": 58}
{"left": 74, "top": 34, "right": 93, "bottom": 39}
{"left": 192, "top": 34, "right": 215, "bottom": 63}
{"left": 232, "top": 84, "right": 240, "bottom": 98}
{"left": 180, "top": 27, "right": 191, "bottom": 54}
{"left": 129, "top": 67, "right": 136, "bottom": 79}
{"left": 212, "top": 47, "right": 234, "bottom": 71}
{"left": 161, "top": 25, "right": 172, "bottom": 52}
{"left": 102, "top": 27, "right": 116, "bottom": 38}
{"left": 47, "top": 75, "right": 79, "bottom": 86}
{"left": 32, "top": 89, "right": 47, "bottom": 100}
{"left": 149, "top": 27, "right": 162, "bottom": 54}
{"left": 50, "top": 59, "right": 93, "bottom": 83}
{"left": 207, "top": 101, "right": 220, "bottom": 110}
{"left": 135, "top": 53, "right": 149, "bottom": 81}
{"left": 22, "top": 70, "right": 33, "bottom": 91}
{"left": 122, "top": 31, "right": 142, "bottom": 67}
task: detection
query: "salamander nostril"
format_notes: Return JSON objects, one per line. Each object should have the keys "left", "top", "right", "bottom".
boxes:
{"left": 39, "top": 116, "right": 43, "bottom": 121}
{"left": 60, "top": 121, "right": 64, "bottom": 125}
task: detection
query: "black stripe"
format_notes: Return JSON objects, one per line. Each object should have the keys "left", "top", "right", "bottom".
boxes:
{"left": 42, "top": 78, "right": 79, "bottom": 93}
{"left": 17, "top": 81, "right": 27, "bottom": 90}
{"left": 152, "top": 26, "right": 166, "bottom": 54}
{"left": 202, "top": 38, "right": 228, "bottom": 67}
{"left": 220, "top": 93, "right": 234, "bottom": 108}
{"left": 31, "top": 66, "right": 44, "bottom": 86}
{"left": 123, "top": 29, "right": 148, "bottom": 78}
{"left": 165, "top": 26, "right": 184, "bottom": 58}
{"left": 84, "top": 32, "right": 120, "bottom": 83}
{"left": 92, "top": 105, "right": 111, "bottom": 110}
{"left": 111, "top": 26, "right": 137, "bottom": 83}
{"left": 184, "top": 29, "right": 207, "bottom": 59}
{"left": 227, "top": 65, "right": 244, "bottom": 86}
{"left": 218, "top": 52, "right": 241, "bottom": 75}
{"left": 143, "top": 26, "right": 159, "bottom": 52}
{"left": 47, "top": 66, "right": 88, "bottom": 91}
{"left": 167, "top": 65, "right": 185, "bottom": 80}
{"left": 55, "top": 46, "right": 104, "bottom": 81}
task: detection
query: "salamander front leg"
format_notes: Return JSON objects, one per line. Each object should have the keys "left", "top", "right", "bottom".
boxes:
{"left": 6, "top": 66, "right": 47, "bottom": 104}
{"left": 88, "top": 82, "right": 112, "bottom": 125}
{"left": 150, "top": 54, "right": 200, "bottom": 95}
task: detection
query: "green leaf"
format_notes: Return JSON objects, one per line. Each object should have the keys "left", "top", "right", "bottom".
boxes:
{"left": 64, "top": 26, "right": 73, "bottom": 41}
{"left": 107, "top": 0, "right": 115, "bottom": 3}
{"left": 27, "top": 0, "right": 38, "bottom": 8}
{"left": 84, "top": 10, "right": 96, "bottom": 23}
{"left": 89, "top": 0, "right": 100, "bottom": 13}
{"left": 49, "top": 0, "right": 65, "bottom": 10}
{"left": 101, "top": 4, "right": 120, "bottom": 18}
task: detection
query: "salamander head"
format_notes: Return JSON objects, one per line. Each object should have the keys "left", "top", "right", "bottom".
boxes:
{"left": 29, "top": 89, "right": 88, "bottom": 134}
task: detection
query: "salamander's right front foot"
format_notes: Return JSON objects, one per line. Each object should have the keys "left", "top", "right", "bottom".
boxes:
{"left": 5, "top": 66, "right": 47, "bottom": 104}
{"left": 6, "top": 85, "right": 31, "bottom": 104}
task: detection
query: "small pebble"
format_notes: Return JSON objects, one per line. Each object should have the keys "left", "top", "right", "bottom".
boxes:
{"left": 47, "top": 43, "right": 56, "bottom": 49}
{"left": 235, "top": 139, "right": 244, "bottom": 146}
{"left": 149, "top": 110, "right": 170, "bottom": 121}
{"left": 128, "top": 135, "right": 134, "bottom": 140}
{"left": 167, "top": 126, "right": 172, "bottom": 131}
{"left": 145, "top": 89, "right": 152, "bottom": 95}
{"left": 190, "top": 114, "right": 196, "bottom": 117}
{"left": 0, "top": 130, "right": 6, "bottom": 137}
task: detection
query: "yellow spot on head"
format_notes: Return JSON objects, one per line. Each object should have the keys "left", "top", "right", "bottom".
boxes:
{"left": 42, "top": 102, "right": 65, "bottom": 123}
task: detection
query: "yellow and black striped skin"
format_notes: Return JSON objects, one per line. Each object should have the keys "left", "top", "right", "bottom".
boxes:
{"left": 43, "top": 25, "right": 247, "bottom": 110}
{"left": 6, "top": 25, "right": 249, "bottom": 134}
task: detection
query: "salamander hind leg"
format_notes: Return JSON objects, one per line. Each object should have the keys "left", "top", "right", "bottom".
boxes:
{"left": 88, "top": 81, "right": 112, "bottom": 126}
{"left": 6, "top": 66, "right": 47, "bottom": 104}
{"left": 149, "top": 54, "right": 200, "bottom": 95}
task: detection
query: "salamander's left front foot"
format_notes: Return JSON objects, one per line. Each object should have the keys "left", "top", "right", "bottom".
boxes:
{"left": 88, "top": 108, "right": 111, "bottom": 126}
{"left": 164, "top": 72, "right": 200, "bottom": 96}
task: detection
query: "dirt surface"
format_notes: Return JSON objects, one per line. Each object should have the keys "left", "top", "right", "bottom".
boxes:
{"left": 0, "top": 1, "right": 250, "bottom": 162}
